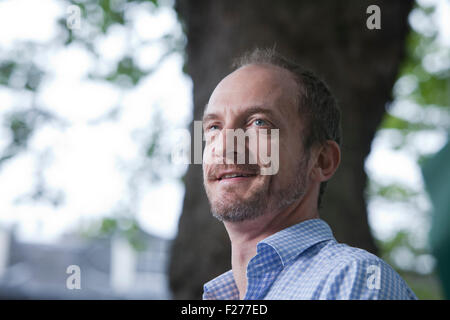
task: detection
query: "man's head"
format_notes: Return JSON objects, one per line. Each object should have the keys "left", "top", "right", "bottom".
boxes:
{"left": 202, "top": 48, "right": 341, "bottom": 223}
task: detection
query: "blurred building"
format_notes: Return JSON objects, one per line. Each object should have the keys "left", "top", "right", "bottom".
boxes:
{"left": 0, "top": 227, "right": 172, "bottom": 299}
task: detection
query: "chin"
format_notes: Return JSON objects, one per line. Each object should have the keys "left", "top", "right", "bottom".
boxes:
{"left": 207, "top": 189, "right": 269, "bottom": 223}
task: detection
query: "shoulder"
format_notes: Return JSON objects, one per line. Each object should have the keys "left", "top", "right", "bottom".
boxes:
{"left": 316, "top": 242, "right": 417, "bottom": 300}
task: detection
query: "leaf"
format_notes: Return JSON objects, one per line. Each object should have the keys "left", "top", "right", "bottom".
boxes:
{"left": 105, "top": 56, "right": 147, "bottom": 86}
{"left": 99, "top": 217, "right": 118, "bottom": 235}
{"left": 24, "top": 64, "right": 44, "bottom": 91}
{"left": 9, "top": 115, "right": 33, "bottom": 148}
{"left": 413, "top": 74, "right": 450, "bottom": 106}
{"left": 0, "top": 61, "right": 16, "bottom": 85}
{"left": 380, "top": 113, "right": 434, "bottom": 132}
{"left": 376, "top": 183, "right": 419, "bottom": 202}
{"left": 367, "top": 179, "right": 420, "bottom": 202}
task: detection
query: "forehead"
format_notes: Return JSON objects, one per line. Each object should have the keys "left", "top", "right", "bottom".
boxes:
{"left": 204, "top": 64, "right": 299, "bottom": 120}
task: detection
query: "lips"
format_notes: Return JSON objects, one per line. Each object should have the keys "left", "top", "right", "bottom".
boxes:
{"left": 218, "top": 172, "right": 256, "bottom": 181}
{"left": 206, "top": 165, "right": 260, "bottom": 183}
{"left": 215, "top": 169, "right": 258, "bottom": 181}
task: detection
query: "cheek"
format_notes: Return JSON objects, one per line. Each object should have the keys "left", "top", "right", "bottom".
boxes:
{"left": 202, "top": 163, "right": 212, "bottom": 184}
{"left": 203, "top": 136, "right": 226, "bottom": 166}
{"left": 253, "top": 130, "right": 280, "bottom": 175}
{"left": 203, "top": 141, "right": 214, "bottom": 165}
{"left": 277, "top": 140, "right": 301, "bottom": 178}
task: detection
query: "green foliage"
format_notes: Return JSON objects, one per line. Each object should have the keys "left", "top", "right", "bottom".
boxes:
{"left": 0, "top": 61, "right": 16, "bottom": 85}
{"left": 395, "top": 28, "right": 450, "bottom": 108}
{"left": 377, "top": 231, "right": 427, "bottom": 258}
{"left": 0, "top": 0, "right": 182, "bottom": 250}
{"left": 82, "top": 215, "right": 148, "bottom": 251}
{"left": 98, "top": 0, "right": 126, "bottom": 31}
{"left": 8, "top": 114, "right": 33, "bottom": 148}
{"left": 400, "top": 272, "right": 444, "bottom": 300}
{"left": 105, "top": 56, "right": 148, "bottom": 86}
{"left": 381, "top": 113, "right": 435, "bottom": 132}
{"left": 0, "top": 60, "right": 43, "bottom": 91}
{"left": 370, "top": 1, "right": 449, "bottom": 299}
{"left": 367, "top": 180, "right": 420, "bottom": 202}
{"left": 0, "top": 109, "right": 57, "bottom": 167}
{"left": 375, "top": 231, "right": 445, "bottom": 299}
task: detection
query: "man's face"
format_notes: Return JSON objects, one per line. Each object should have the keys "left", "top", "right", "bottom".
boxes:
{"left": 202, "top": 64, "right": 311, "bottom": 222}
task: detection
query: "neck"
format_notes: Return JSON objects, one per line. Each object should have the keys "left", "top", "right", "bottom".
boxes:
{"left": 224, "top": 191, "right": 319, "bottom": 299}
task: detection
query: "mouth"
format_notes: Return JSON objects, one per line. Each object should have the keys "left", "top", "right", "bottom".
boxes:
{"left": 215, "top": 171, "right": 258, "bottom": 183}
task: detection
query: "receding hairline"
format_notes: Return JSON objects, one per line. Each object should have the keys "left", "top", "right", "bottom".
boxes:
{"left": 233, "top": 63, "right": 301, "bottom": 91}
{"left": 204, "top": 62, "right": 302, "bottom": 116}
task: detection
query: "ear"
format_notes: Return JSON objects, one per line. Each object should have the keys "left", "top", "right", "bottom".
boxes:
{"left": 310, "top": 140, "right": 341, "bottom": 183}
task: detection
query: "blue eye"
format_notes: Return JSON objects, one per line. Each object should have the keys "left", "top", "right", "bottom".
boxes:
{"left": 209, "top": 125, "right": 219, "bottom": 131}
{"left": 254, "top": 119, "right": 266, "bottom": 126}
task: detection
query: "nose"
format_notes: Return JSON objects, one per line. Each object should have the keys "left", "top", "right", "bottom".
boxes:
{"left": 208, "top": 126, "right": 259, "bottom": 166}
{"left": 212, "top": 128, "right": 240, "bottom": 165}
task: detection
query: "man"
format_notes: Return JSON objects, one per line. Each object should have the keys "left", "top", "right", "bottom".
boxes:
{"left": 201, "top": 48, "right": 417, "bottom": 300}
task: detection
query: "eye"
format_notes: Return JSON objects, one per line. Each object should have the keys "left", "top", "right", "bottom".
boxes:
{"left": 207, "top": 124, "right": 220, "bottom": 131}
{"left": 254, "top": 119, "right": 266, "bottom": 126}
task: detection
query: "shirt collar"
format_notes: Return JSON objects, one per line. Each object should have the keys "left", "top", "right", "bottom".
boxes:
{"left": 258, "top": 218, "right": 334, "bottom": 268}
{"left": 203, "top": 270, "right": 239, "bottom": 300}
{"left": 203, "top": 218, "right": 335, "bottom": 299}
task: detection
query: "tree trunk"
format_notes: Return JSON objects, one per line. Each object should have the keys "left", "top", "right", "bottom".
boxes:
{"left": 169, "top": 0, "right": 413, "bottom": 299}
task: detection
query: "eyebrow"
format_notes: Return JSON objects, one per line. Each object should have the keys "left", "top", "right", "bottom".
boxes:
{"left": 202, "top": 105, "right": 279, "bottom": 123}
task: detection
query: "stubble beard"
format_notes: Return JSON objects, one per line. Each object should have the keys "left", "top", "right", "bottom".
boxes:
{"left": 204, "top": 154, "right": 310, "bottom": 223}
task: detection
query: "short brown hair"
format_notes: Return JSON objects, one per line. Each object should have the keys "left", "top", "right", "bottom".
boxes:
{"left": 233, "top": 48, "right": 342, "bottom": 208}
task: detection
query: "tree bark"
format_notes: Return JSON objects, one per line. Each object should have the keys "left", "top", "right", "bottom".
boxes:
{"left": 169, "top": 0, "right": 413, "bottom": 299}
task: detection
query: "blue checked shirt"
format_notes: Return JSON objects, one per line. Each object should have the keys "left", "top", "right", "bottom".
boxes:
{"left": 203, "top": 219, "right": 417, "bottom": 300}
